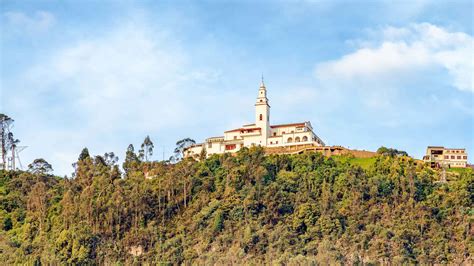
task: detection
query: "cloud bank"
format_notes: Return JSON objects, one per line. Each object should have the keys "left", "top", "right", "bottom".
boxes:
{"left": 316, "top": 23, "right": 473, "bottom": 93}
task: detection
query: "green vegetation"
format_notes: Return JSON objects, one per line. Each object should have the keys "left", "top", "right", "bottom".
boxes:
{"left": 0, "top": 146, "right": 472, "bottom": 264}
{"left": 377, "top": 146, "right": 408, "bottom": 157}
{"left": 447, "top": 167, "right": 473, "bottom": 174}
{"left": 332, "top": 155, "right": 378, "bottom": 170}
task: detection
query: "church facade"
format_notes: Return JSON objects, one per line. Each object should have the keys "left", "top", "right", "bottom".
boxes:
{"left": 184, "top": 80, "right": 325, "bottom": 158}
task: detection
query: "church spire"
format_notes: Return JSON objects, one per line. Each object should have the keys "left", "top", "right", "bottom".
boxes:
{"left": 256, "top": 76, "right": 268, "bottom": 105}
{"left": 255, "top": 75, "right": 270, "bottom": 145}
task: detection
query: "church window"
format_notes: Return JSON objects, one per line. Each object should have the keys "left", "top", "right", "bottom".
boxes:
{"left": 287, "top": 137, "right": 293, "bottom": 143}
{"left": 270, "top": 141, "right": 273, "bottom": 144}
{"left": 276, "top": 141, "right": 278, "bottom": 144}
{"left": 291, "top": 130, "right": 294, "bottom": 133}
{"left": 295, "top": 137, "right": 301, "bottom": 142}
{"left": 282, "top": 131, "right": 285, "bottom": 134}
{"left": 260, "top": 99, "right": 263, "bottom": 102}
{"left": 302, "top": 136, "right": 308, "bottom": 142}
{"left": 273, "top": 132, "right": 276, "bottom": 136}
{"left": 259, "top": 114, "right": 263, "bottom": 121}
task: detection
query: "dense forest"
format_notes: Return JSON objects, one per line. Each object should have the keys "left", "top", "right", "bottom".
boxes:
{"left": 0, "top": 146, "right": 472, "bottom": 264}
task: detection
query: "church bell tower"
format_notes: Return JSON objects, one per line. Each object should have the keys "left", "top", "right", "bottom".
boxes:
{"left": 255, "top": 76, "right": 270, "bottom": 145}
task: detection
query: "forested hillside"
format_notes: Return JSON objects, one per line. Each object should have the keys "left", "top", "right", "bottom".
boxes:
{"left": 0, "top": 147, "right": 472, "bottom": 264}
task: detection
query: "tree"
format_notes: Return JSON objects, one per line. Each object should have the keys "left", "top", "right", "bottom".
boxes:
{"left": 78, "top": 148, "right": 90, "bottom": 161}
{"left": 103, "top": 152, "right": 119, "bottom": 166}
{"left": 139, "top": 136, "right": 154, "bottom": 162}
{"left": 125, "top": 144, "right": 139, "bottom": 163}
{"left": 28, "top": 158, "right": 53, "bottom": 175}
{"left": 0, "top": 114, "right": 14, "bottom": 169}
{"left": 173, "top": 138, "right": 196, "bottom": 161}
{"left": 123, "top": 144, "right": 140, "bottom": 173}
{"left": 72, "top": 148, "right": 91, "bottom": 176}
{"left": 377, "top": 146, "right": 408, "bottom": 157}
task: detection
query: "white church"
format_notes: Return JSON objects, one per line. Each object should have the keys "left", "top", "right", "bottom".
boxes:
{"left": 184, "top": 79, "right": 325, "bottom": 158}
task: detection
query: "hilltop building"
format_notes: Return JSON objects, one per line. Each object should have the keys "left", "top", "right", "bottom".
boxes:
{"left": 423, "top": 146, "right": 468, "bottom": 168}
{"left": 184, "top": 79, "right": 326, "bottom": 158}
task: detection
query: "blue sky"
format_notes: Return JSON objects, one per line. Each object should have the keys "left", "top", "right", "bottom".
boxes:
{"left": 1, "top": 0, "right": 473, "bottom": 176}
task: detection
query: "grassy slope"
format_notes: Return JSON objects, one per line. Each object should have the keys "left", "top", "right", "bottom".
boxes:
{"left": 332, "top": 155, "right": 377, "bottom": 170}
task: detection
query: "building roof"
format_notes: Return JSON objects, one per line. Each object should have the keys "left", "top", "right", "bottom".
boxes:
{"left": 224, "top": 127, "right": 261, "bottom": 133}
{"left": 206, "top": 136, "right": 224, "bottom": 140}
{"left": 270, "top": 122, "right": 306, "bottom": 128}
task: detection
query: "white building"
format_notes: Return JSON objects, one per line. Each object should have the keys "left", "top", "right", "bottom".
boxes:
{"left": 423, "top": 146, "right": 468, "bottom": 168}
{"left": 184, "top": 80, "right": 325, "bottom": 159}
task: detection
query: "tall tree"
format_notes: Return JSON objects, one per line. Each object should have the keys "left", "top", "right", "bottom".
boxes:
{"left": 78, "top": 147, "right": 90, "bottom": 161}
{"left": 28, "top": 158, "right": 53, "bottom": 175}
{"left": 72, "top": 147, "right": 91, "bottom": 176}
{"left": 0, "top": 114, "right": 14, "bottom": 169}
{"left": 173, "top": 138, "right": 196, "bottom": 161}
{"left": 139, "top": 136, "right": 154, "bottom": 162}
{"left": 123, "top": 144, "right": 140, "bottom": 173}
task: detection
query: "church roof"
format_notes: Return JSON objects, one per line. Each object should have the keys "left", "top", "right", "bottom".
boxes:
{"left": 225, "top": 127, "right": 261, "bottom": 133}
{"left": 270, "top": 122, "right": 306, "bottom": 128}
{"left": 242, "top": 123, "right": 256, "bottom": 127}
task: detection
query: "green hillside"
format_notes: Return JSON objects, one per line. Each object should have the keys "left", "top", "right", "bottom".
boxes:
{"left": 0, "top": 147, "right": 472, "bottom": 264}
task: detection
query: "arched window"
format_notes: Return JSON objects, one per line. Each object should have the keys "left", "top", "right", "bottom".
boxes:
{"left": 282, "top": 131, "right": 286, "bottom": 134}
{"left": 259, "top": 114, "right": 263, "bottom": 121}
{"left": 287, "top": 137, "right": 293, "bottom": 143}
{"left": 295, "top": 137, "right": 301, "bottom": 142}
{"left": 302, "top": 136, "right": 308, "bottom": 142}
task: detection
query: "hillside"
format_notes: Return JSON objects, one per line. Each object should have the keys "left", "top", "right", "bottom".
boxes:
{"left": 0, "top": 147, "right": 472, "bottom": 264}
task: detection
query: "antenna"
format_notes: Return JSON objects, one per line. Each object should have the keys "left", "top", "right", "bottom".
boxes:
{"left": 8, "top": 146, "right": 27, "bottom": 170}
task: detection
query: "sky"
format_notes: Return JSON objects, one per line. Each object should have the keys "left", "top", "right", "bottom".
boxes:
{"left": 1, "top": 0, "right": 473, "bottom": 176}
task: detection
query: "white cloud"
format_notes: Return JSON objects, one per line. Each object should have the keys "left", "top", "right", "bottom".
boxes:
{"left": 3, "top": 10, "right": 55, "bottom": 32}
{"left": 316, "top": 23, "right": 474, "bottom": 93}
